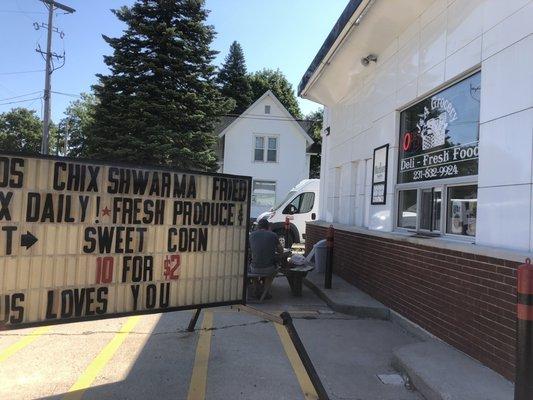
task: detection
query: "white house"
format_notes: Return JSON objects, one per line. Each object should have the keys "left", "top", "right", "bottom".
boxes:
{"left": 217, "top": 90, "right": 314, "bottom": 218}
{"left": 298, "top": 0, "right": 533, "bottom": 382}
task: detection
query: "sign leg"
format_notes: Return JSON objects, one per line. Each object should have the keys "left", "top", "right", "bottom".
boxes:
{"left": 187, "top": 308, "right": 202, "bottom": 332}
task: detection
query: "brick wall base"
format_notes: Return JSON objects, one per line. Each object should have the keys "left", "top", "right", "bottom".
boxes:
{"left": 305, "top": 223, "right": 519, "bottom": 381}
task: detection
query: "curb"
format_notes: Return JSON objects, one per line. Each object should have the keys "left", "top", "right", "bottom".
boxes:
{"left": 303, "top": 278, "right": 390, "bottom": 320}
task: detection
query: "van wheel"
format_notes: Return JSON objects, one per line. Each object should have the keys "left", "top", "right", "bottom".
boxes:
{"left": 275, "top": 230, "right": 294, "bottom": 249}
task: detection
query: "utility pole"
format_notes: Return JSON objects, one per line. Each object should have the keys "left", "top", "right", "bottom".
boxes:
{"left": 37, "top": 0, "right": 75, "bottom": 155}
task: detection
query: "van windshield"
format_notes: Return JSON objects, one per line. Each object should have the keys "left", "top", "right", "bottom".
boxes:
{"left": 272, "top": 190, "right": 297, "bottom": 211}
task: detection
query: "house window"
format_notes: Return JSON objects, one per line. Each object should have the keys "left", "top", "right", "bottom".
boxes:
{"left": 264, "top": 105, "right": 271, "bottom": 114}
{"left": 254, "top": 135, "right": 277, "bottom": 162}
{"left": 267, "top": 137, "right": 277, "bottom": 162}
{"left": 252, "top": 180, "right": 276, "bottom": 207}
{"left": 254, "top": 136, "right": 264, "bottom": 161}
{"left": 396, "top": 72, "right": 480, "bottom": 238}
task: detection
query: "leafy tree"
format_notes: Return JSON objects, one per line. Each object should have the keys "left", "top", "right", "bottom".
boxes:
{"left": 86, "top": 0, "right": 231, "bottom": 171}
{"left": 57, "top": 93, "right": 97, "bottom": 157}
{"left": 306, "top": 109, "right": 323, "bottom": 178}
{"left": 0, "top": 108, "right": 42, "bottom": 153}
{"left": 216, "top": 41, "right": 252, "bottom": 114}
{"left": 249, "top": 69, "right": 301, "bottom": 118}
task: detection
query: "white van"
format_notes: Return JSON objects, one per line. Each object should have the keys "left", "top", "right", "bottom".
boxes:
{"left": 256, "top": 179, "right": 319, "bottom": 246}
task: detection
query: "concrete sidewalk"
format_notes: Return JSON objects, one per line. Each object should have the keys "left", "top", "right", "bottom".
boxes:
{"left": 304, "top": 270, "right": 389, "bottom": 320}
{"left": 304, "top": 271, "right": 514, "bottom": 400}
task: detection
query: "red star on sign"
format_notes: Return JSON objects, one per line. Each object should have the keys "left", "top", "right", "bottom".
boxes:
{"left": 101, "top": 206, "right": 111, "bottom": 216}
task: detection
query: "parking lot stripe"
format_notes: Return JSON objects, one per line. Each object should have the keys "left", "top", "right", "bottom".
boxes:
{"left": 274, "top": 323, "right": 318, "bottom": 400}
{"left": 187, "top": 310, "right": 213, "bottom": 400}
{"left": 0, "top": 326, "right": 51, "bottom": 362}
{"left": 64, "top": 316, "right": 141, "bottom": 400}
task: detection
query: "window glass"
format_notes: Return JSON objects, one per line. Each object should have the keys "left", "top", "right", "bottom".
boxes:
{"left": 283, "top": 192, "right": 314, "bottom": 214}
{"left": 252, "top": 180, "right": 276, "bottom": 207}
{"left": 420, "top": 188, "right": 441, "bottom": 231}
{"left": 254, "top": 136, "right": 264, "bottom": 161}
{"left": 265, "top": 105, "right": 271, "bottom": 114}
{"left": 299, "top": 192, "right": 315, "bottom": 213}
{"left": 398, "top": 72, "right": 481, "bottom": 184}
{"left": 267, "top": 137, "right": 277, "bottom": 162}
{"left": 398, "top": 190, "right": 417, "bottom": 229}
{"left": 446, "top": 185, "right": 477, "bottom": 236}
{"left": 273, "top": 190, "right": 296, "bottom": 210}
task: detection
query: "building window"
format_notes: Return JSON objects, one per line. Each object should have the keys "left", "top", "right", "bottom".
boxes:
{"left": 446, "top": 185, "right": 477, "bottom": 237}
{"left": 252, "top": 180, "right": 276, "bottom": 207}
{"left": 254, "top": 136, "right": 264, "bottom": 161}
{"left": 264, "top": 105, "right": 271, "bottom": 114}
{"left": 396, "top": 72, "right": 480, "bottom": 238}
{"left": 398, "top": 190, "right": 417, "bottom": 229}
{"left": 254, "top": 135, "right": 277, "bottom": 162}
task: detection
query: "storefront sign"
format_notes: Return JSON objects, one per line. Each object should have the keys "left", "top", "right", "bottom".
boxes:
{"left": 398, "top": 72, "right": 481, "bottom": 184}
{"left": 371, "top": 144, "right": 388, "bottom": 205}
{"left": 0, "top": 154, "right": 251, "bottom": 329}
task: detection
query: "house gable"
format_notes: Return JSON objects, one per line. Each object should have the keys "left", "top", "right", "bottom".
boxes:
{"left": 218, "top": 90, "right": 313, "bottom": 145}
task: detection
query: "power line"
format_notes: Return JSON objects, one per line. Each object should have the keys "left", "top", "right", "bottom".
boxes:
{"left": 51, "top": 90, "right": 80, "bottom": 98}
{"left": 0, "top": 10, "right": 46, "bottom": 14}
{"left": 0, "top": 97, "right": 43, "bottom": 106}
{"left": 0, "top": 69, "right": 45, "bottom": 75}
{"left": 0, "top": 91, "right": 42, "bottom": 102}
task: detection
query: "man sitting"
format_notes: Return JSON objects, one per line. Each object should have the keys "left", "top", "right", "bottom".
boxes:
{"left": 248, "top": 218, "right": 283, "bottom": 299}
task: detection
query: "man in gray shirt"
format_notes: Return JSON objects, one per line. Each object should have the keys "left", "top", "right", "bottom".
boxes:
{"left": 249, "top": 218, "right": 283, "bottom": 298}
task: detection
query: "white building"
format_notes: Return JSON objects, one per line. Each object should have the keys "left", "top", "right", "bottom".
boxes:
{"left": 299, "top": 0, "right": 532, "bottom": 382}
{"left": 217, "top": 90, "right": 314, "bottom": 218}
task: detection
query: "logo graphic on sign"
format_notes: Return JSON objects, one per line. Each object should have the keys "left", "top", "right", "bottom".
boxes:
{"left": 417, "top": 97, "right": 458, "bottom": 151}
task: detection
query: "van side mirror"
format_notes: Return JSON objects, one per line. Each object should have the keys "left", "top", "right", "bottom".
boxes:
{"left": 311, "top": 213, "right": 316, "bottom": 220}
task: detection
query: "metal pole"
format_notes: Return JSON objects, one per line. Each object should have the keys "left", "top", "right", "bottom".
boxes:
{"left": 40, "top": 3, "right": 54, "bottom": 155}
{"left": 325, "top": 225, "right": 334, "bottom": 289}
{"left": 515, "top": 258, "right": 533, "bottom": 400}
{"left": 187, "top": 308, "right": 202, "bottom": 332}
{"left": 280, "top": 312, "right": 330, "bottom": 400}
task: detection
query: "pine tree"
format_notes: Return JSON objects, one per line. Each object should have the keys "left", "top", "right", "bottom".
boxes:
{"left": 216, "top": 41, "right": 252, "bottom": 114}
{"left": 86, "top": 0, "right": 231, "bottom": 171}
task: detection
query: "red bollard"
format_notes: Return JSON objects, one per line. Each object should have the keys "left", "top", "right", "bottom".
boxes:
{"left": 284, "top": 216, "right": 290, "bottom": 249}
{"left": 325, "top": 225, "right": 334, "bottom": 289}
{"left": 516, "top": 258, "right": 533, "bottom": 400}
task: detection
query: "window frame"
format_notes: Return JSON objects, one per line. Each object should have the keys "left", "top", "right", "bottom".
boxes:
{"left": 394, "top": 68, "right": 481, "bottom": 241}
{"left": 252, "top": 134, "right": 279, "bottom": 163}
{"left": 395, "top": 181, "right": 477, "bottom": 241}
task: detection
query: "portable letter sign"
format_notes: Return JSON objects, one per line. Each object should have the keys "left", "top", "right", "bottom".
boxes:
{"left": 0, "top": 154, "right": 251, "bottom": 329}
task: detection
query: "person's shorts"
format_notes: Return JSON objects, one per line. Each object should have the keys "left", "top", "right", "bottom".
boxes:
{"left": 248, "top": 265, "right": 277, "bottom": 276}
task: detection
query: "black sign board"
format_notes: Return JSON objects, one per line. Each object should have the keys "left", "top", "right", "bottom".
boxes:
{"left": 398, "top": 72, "right": 481, "bottom": 184}
{"left": 371, "top": 144, "right": 388, "bottom": 205}
{"left": 0, "top": 153, "right": 251, "bottom": 330}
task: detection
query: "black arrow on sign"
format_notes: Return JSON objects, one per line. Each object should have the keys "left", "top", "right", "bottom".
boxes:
{"left": 21, "top": 231, "right": 38, "bottom": 249}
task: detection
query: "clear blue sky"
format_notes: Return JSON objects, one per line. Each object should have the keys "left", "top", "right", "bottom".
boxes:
{"left": 0, "top": 0, "right": 347, "bottom": 122}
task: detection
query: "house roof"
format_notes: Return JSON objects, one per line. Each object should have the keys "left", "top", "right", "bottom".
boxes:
{"left": 217, "top": 90, "right": 314, "bottom": 144}
{"left": 298, "top": 0, "right": 364, "bottom": 96}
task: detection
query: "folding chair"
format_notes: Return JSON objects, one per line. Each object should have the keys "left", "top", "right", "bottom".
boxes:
{"left": 247, "top": 267, "right": 279, "bottom": 302}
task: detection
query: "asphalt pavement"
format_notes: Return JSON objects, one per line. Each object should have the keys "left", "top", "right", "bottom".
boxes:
{"left": 0, "top": 278, "right": 423, "bottom": 400}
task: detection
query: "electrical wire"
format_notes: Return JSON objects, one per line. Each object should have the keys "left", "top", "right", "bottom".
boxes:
{"left": 51, "top": 90, "right": 80, "bottom": 98}
{"left": 0, "top": 97, "right": 43, "bottom": 106}
{"left": 0, "top": 69, "right": 45, "bottom": 75}
{"left": 0, "top": 91, "right": 42, "bottom": 102}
